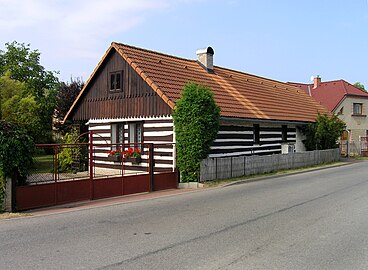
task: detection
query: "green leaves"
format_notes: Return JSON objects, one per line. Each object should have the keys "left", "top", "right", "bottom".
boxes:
{"left": 173, "top": 82, "right": 220, "bottom": 182}
{"left": 303, "top": 113, "right": 345, "bottom": 150}
{"left": 0, "top": 41, "right": 60, "bottom": 143}
{"left": 0, "top": 121, "right": 34, "bottom": 186}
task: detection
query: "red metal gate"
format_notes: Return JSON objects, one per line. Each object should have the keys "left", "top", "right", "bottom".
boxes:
{"left": 16, "top": 137, "right": 178, "bottom": 211}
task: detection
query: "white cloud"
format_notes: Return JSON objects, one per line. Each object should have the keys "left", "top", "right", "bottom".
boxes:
{"left": 0, "top": 0, "right": 204, "bottom": 80}
{"left": 0, "top": 0, "right": 171, "bottom": 58}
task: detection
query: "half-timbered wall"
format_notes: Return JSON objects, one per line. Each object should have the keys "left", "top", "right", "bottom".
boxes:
{"left": 209, "top": 123, "right": 298, "bottom": 158}
{"left": 71, "top": 50, "right": 172, "bottom": 121}
{"left": 88, "top": 117, "right": 174, "bottom": 173}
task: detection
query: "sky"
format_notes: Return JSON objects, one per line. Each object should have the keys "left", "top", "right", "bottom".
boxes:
{"left": 1, "top": 0, "right": 367, "bottom": 88}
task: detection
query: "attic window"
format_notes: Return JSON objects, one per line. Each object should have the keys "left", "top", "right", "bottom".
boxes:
{"left": 110, "top": 71, "right": 123, "bottom": 92}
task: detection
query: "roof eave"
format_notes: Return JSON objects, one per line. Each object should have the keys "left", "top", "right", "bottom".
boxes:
{"left": 220, "top": 116, "right": 312, "bottom": 125}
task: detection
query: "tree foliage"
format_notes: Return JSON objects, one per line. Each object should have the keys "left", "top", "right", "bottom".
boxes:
{"left": 0, "top": 121, "right": 34, "bottom": 184}
{"left": 0, "top": 41, "right": 59, "bottom": 143}
{"left": 173, "top": 82, "right": 220, "bottom": 182}
{"left": 0, "top": 73, "right": 43, "bottom": 139}
{"left": 54, "top": 78, "right": 84, "bottom": 134}
{"left": 354, "top": 82, "right": 366, "bottom": 92}
{"left": 302, "top": 114, "right": 345, "bottom": 151}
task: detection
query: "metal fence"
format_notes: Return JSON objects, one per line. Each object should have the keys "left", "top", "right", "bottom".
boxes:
{"left": 25, "top": 142, "right": 175, "bottom": 185}
{"left": 28, "top": 144, "right": 89, "bottom": 184}
{"left": 340, "top": 139, "right": 366, "bottom": 157}
{"left": 359, "top": 137, "right": 368, "bottom": 156}
{"left": 200, "top": 149, "right": 341, "bottom": 182}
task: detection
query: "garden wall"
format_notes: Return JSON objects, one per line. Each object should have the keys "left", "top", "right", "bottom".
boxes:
{"left": 200, "top": 149, "right": 340, "bottom": 182}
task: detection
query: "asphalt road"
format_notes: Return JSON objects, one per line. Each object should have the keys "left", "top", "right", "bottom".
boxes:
{"left": 1, "top": 161, "right": 368, "bottom": 270}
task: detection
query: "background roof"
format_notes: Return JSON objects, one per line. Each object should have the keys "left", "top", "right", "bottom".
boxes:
{"left": 288, "top": 80, "right": 368, "bottom": 111}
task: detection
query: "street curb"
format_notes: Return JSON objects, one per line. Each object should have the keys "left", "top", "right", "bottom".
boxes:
{"left": 2, "top": 189, "right": 204, "bottom": 220}
{"left": 2, "top": 161, "right": 357, "bottom": 220}
{"left": 222, "top": 161, "right": 353, "bottom": 187}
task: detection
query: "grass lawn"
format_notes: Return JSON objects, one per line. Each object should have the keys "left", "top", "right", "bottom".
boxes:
{"left": 30, "top": 155, "right": 54, "bottom": 174}
{"left": 352, "top": 156, "right": 368, "bottom": 160}
{"left": 0, "top": 212, "right": 32, "bottom": 219}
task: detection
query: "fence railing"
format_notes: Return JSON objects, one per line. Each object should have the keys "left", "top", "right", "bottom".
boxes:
{"left": 200, "top": 149, "right": 340, "bottom": 182}
{"left": 25, "top": 142, "right": 175, "bottom": 185}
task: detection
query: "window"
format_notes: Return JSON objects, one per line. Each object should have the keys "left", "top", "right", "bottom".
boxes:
{"left": 128, "top": 122, "right": 143, "bottom": 149}
{"left": 110, "top": 71, "right": 123, "bottom": 92}
{"left": 282, "top": 125, "right": 287, "bottom": 143}
{"left": 337, "top": 107, "right": 344, "bottom": 115}
{"left": 353, "top": 103, "right": 363, "bottom": 115}
{"left": 111, "top": 123, "right": 124, "bottom": 149}
{"left": 253, "top": 124, "right": 260, "bottom": 144}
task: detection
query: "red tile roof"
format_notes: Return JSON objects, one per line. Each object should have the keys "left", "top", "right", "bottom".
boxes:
{"left": 288, "top": 80, "right": 368, "bottom": 112}
{"left": 65, "top": 42, "right": 329, "bottom": 123}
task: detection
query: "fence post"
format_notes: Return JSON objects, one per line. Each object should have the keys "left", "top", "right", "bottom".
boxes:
{"left": 148, "top": 144, "right": 154, "bottom": 192}
{"left": 89, "top": 131, "right": 94, "bottom": 200}
{"left": 230, "top": 157, "right": 233, "bottom": 178}
{"left": 4, "top": 177, "right": 14, "bottom": 212}
{"left": 54, "top": 145, "right": 58, "bottom": 205}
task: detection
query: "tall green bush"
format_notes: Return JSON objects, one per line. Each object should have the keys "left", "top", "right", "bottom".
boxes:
{"left": 173, "top": 82, "right": 220, "bottom": 182}
{"left": 0, "top": 121, "right": 34, "bottom": 211}
{"left": 303, "top": 113, "right": 345, "bottom": 150}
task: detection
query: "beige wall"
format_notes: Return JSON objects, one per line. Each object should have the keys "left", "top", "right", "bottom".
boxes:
{"left": 334, "top": 96, "right": 368, "bottom": 142}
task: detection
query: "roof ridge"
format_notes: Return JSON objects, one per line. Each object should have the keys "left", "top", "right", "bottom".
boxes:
{"left": 340, "top": 80, "right": 349, "bottom": 95}
{"left": 287, "top": 82, "right": 310, "bottom": 85}
{"left": 114, "top": 42, "right": 300, "bottom": 90}
{"left": 112, "top": 42, "right": 197, "bottom": 63}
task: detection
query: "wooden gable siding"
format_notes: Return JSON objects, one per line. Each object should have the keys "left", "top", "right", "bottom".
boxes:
{"left": 71, "top": 50, "right": 172, "bottom": 121}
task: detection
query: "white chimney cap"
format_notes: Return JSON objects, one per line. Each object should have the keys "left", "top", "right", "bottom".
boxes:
{"left": 196, "top": 47, "right": 214, "bottom": 56}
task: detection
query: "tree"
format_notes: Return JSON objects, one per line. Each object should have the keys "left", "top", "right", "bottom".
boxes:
{"left": 0, "top": 41, "right": 59, "bottom": 143}
{"left": 54, "top": 78, "right": 84, "bottom": 134}
{"left": 0, "top": 73, "right": 43, "bottom": 141}
{"left": 354, "top": 82, "right": 366, "bottom": 92}
{"left": 302, "top": 113, "right": 345, "bottom": 151}
{"left": 173, "top": 82, "right": 220, "bottom": 182}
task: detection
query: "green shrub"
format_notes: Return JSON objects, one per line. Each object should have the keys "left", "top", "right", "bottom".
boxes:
{"left": 58, "top": 129, "right": 85, "bottom": 173}
{"left": 0, "top": 121, "right": 34, "bottom": 185}
{"left": 303, "top": 113, "right": 345, "bottom": 150}
{"left": 173, "top": 82, "right": 220, "bottom": 182}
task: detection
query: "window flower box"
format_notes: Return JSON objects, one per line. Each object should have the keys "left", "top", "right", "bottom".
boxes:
{"left": 106, "top": 149, "right": 122, "bottom": 162}
{"left": 123, "top": 148, "right": 142, "bottom": 164}
{"left": 126, "top": 156, "right": 142, "bottom": 164}
{"left": 107, "top": 155, "right": 122, "bottom": 162}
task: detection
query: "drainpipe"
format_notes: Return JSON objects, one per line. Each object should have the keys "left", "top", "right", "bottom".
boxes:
{"left": 347, "top": 130, "right": 350, "bottom": 159}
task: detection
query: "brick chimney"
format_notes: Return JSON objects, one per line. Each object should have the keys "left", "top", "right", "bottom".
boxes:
{"left": 313, "top": 75, "right": 321, "bottom": 89}
{"left": 196, "top": 47, "right": 214, "bottom": 72}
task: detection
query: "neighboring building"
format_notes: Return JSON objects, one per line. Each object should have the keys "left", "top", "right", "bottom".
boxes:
{"left": 289, "top": 77, "right": 368, "bottom": 143}
{"left": 64, "top": 42, "right": 328, "bottom": 172}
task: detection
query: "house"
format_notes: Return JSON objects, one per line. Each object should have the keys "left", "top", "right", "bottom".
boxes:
{"left": 289, "top": 77, "right": 368, "bottom": 144}
{"left": 64, "top": 42, "right": 328, "bottom": 173}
